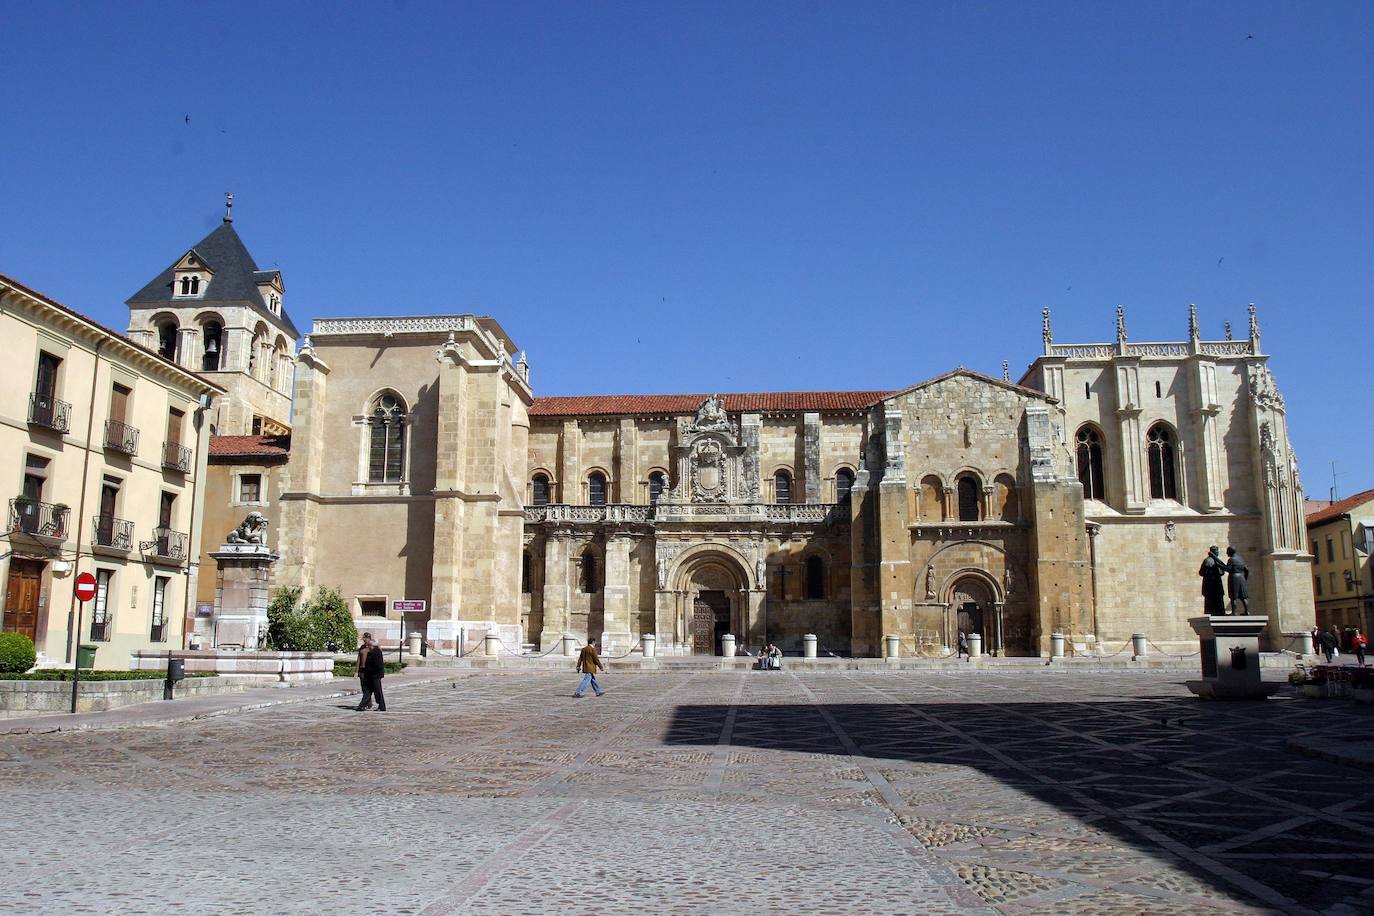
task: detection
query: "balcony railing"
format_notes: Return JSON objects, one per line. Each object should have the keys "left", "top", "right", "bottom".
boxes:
{"left": 8, "top": 499, "right": 69, "bottom": 541}
{"left": 28, "top": 392, "right": 72, "bottom": 433}
{"left": 104, "top": 419, "right": 140, "bottom": 456}
{"left": 142, "top": 526, "right": 188, "bottom": 563}
{"left": 162, "top": 442, "right": 192, "bottom": 473}
{"left": 149, "top": 622, "right": 166, "bottom": 643}
{"left": 90, "top": 619, "right": 110, "bottom": 642}
{"left": 524, "top": 504, "right": 652, "bottom": 524}
{"left": 93, "top": 515, "right": 134, "bottom": 550}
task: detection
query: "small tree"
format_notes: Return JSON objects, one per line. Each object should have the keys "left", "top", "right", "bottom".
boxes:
{"left": 0, "top": 632, "right": 37, "bottom": 673}
{"left": 309, "top": 587, "right": 358, "bottom": 652}
{"left": 265, "top": 586, "right": 317, "bottom": 651}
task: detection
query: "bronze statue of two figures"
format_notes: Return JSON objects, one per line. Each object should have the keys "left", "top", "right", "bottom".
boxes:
{"left": 1199, "top": 546, "right": 1249, "bottom": 615}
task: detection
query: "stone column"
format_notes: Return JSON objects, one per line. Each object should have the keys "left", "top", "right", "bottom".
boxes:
{"left": 1113, "top": 360, "right": 1146, "bottom": 512}
{"left": 1189, "top": 357, "right": 1225, "bottom": 512}
{"left": 559, "top": 419, "right": 580, "bottom": 503}
{"left": 803, "top": 412, "right": 822, "bottom": 503}
{"left": 616, "top": 419, "right": 638, "bottom": 503}
{"left": 275, "top": 346, "right": 329, "bottom": 593}
{"left": 877, "top": 406, "right": 911, "bottom": 653}
{"left": 209, "top": 544, "right": 279, "bottom": 649}
{"left": 748, "top": 589, "right": 767, "bottom": 647}
{"left": 176, "top": 327, "right": 198, "bottom": 370}
{"left": 601, "top": 532, "right": 634, "bottom": 650}
{"left": 540, "top": 529, "right": 572, "bottom": 651}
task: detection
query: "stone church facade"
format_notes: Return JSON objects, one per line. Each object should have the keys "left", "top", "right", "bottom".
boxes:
{"left": 126, "top": 217, "right": 1316, "bottom": 657}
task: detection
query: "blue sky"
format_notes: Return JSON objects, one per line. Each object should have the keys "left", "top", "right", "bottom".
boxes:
{"left": 1, "top": 2, "right": 1370, "bottom": 495}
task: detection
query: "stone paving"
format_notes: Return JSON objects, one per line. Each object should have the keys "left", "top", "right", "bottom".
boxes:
{"left": 2, "top": 669, "right": 1373, "bottom": 914}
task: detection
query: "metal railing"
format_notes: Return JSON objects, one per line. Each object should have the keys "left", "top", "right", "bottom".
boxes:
{"left": 162, "top": 441, "right": 192, "bottom": 472}
{"left": 104, "top": 419, "right": 140, "bottom": 455}
{"left": 144, "top": 526, "right": 188, "bottom": 562}
{"left": 150, "top": 622, "right": 166, "bottom": 643}
{"left": 28, "top": 392, "right": 72, "bottom": 433}
{"left": 8, "top": 498, "right": 69, "bottom": 539}
{"left": 93, "top": 515, "right": 134, "bottom": 550}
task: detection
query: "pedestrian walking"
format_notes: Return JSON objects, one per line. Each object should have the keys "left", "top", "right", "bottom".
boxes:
{"left": 1309, "top": 626, "right": 1321, "bottom": 656}
{"left": 1319, "top": 628, "right": 1336, "bottom": 663}
{"left": 1330, "top": 626, "right": 1342, "bottom": 659}
{"left": 1353, "top": 629, "right": 1368, "bottom": 666}
{"left": 957, "top": 630, "right": 969, "bottom": 659}
{"left": 354, "top": 632, "right": 387, "bottom": 711}
{"left": 574, "top": 637, "right": 605, "bottom": 698}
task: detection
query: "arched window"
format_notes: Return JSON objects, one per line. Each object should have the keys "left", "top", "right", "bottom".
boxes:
{"left": 580, "top": 550, "right": 599, "bottom": 593}
{"left": 157, "top": 321, "right": 178, "bottom": 361}
{"left": 804, "top": 555, "right": 825, "bottom": 599}
{"left": 995, "top": 474, "right": 1019, "bottom": 522}
{"left": 835, "top": 468, "right": 855, "bottom": 503}
{"left": 588, "top": 472, "right": 607, "bottom": 507}
{"left": 189, "top": 276, "right": 200, "bottom": 295}
{"left": 201, "top": 321, "right": 222, "bottom": 372}
{"left": 1147, "top": 423, "right": 1178, "bottom": 500}
{"left": 774, "top": 470, "right": 792, "bottom": 505}
{"left": 919, "top": 475, "right": 944, "bottom": 521}
{"left": 368, "top": 393, "right": 406, "bottom": 483}
{"left": 1075, "top": 426, "right": 1105, "bottom": 501}
{"left": 531, "top": 473, "right": 551, "bottom": 506}
{"left": 957, "top": 475, "right": 980, "bottom": 521}
{"left": 648, "top": 471, "right": 666, "bottom": 505}
{"left": 179, "top": 277, "right": 190, "bottom": 295}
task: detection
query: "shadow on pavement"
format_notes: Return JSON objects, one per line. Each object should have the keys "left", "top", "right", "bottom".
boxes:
{"left": 664, "top": 690, "right": 1374, "bottom": 911}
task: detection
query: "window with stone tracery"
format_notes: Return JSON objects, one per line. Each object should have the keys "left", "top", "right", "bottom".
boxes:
{"left": 1146, "top": 423, "right": 1178, "bottom": 500}
{"left": 1075, "top": 425, "right": 1105, "bottom": 501}
{"left": 368, "top": 393, "right": 406, "bottom": 483}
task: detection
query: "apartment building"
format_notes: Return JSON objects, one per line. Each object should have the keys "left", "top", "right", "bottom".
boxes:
{"left": 0, "top": 273, "right": 222, "bottom": 667}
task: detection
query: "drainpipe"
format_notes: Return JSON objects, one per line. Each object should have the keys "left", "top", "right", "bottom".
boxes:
{"left": 1086, "top": 522, "right": 1101, "bottom": 654}
{"left": 180, "top": 391, "right": 211, "bottom": 648}
{"left": 66, "top": 337, "right": 107, "bottom": 663}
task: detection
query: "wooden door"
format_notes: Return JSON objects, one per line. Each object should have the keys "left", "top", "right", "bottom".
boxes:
{"left": 692, "top": 598, "right": 715, "bottom": 655}
{"left": 4, "top": 560, "right": 43, "bottom": 641}
{"left": 110, "top": 384, "right": 130, "bottom": 423}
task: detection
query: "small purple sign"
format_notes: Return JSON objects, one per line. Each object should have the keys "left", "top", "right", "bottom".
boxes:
{"left": 393, "top": 599, "right": 427, "bottom": 613}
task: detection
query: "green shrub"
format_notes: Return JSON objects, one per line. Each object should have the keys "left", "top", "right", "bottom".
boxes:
{"left": 333, "top": 659, "right": 406, "bottom": 677}
{"left": 309, "top": 587, "right": 358, "bottom": 653}
{"left": 265, "top": 586, "right": 358, "bottom": 653}
{"left": 0, "top": 632, "right": 37, "bottom": 673}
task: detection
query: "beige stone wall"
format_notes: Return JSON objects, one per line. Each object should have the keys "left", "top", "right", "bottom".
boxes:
{"left": 0, "top": 276, "right": 219, "bottom": 666}
{"left": 196, "top": 460, "right": 285, "bottom": 610}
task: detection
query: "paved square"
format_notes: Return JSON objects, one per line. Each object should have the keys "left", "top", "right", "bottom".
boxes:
{"left": 3, "top": 669, "right": 1372, "bottom": 913}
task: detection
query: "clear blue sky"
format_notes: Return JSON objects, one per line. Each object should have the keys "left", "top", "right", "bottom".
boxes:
{"left": 2, "top": 2, "right": 1370, "bottom": 496}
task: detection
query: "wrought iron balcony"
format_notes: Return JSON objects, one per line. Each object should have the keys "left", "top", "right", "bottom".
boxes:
{"left": 92, "top": 515, "right": 134, "bottom": 550}
{"left": 104, "top": 419, "right": 140, "bottom": 456}
{"left": 28, "top": 392, "right": 72, "bottom": 433}
{"left": 8, "top": 498, "right": 69, "bottom": 541}
{"left": 142, "top": 526, "right": 188, "bottom": 563}
{"left": 149, "top": 622, "right": 166, "bottom": 643}
{"left": 90, "top": 619, "right": 110, "bottom": 642}
{"left": 162, "top": 441, "right": 192, "bottom": 473}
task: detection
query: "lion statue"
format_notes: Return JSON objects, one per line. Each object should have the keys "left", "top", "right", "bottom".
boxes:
{"left": 226, "top": 511, "right": 269, "bottom": 546}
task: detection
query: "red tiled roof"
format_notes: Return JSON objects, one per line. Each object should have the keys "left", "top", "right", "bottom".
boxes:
{"left": 529, "top": 391, "right": 893, "bottom": 418}
{"left": 209, "top": 435, "right": 290, "bottom": 458}
{"left": 1306, "top": 487, "right": 1374, "bottom": 527}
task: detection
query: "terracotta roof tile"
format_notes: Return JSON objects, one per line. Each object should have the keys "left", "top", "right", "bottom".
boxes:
{"left": 528, "top": 391, "right": 893, "bottom": 417}
{"left": 209, "top": 435, "right": 290, "bottom": 458}
{"left": 1306, "top": 487, "right": 1374, "bottom": 527}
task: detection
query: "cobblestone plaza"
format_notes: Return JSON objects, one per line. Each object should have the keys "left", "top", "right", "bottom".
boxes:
{"left": 4, "top": 669, "right": 1372, "bottom": 914}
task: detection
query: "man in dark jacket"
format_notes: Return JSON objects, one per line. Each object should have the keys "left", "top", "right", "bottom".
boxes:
{"left": 355, "top": 633, "right": 387, "bottom": 711}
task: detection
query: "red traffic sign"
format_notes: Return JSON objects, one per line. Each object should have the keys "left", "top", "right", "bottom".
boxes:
{"left": 74, "top": 571, "right": 98, "bottom": 603}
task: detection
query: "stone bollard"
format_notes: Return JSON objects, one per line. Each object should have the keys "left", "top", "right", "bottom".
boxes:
{"left": 1050, "top": 632, "right": 1065, "bottom": 659}
{"left": 1132, "top": 633, "right": 1148, "bottom": 660}
{"left": 885, "top": 634, "right": 900, "bottom": 659}
{"left": 407, "top": 631, "right": 422, "bottom": 657}
{"left": 720, "top": 633, "right": 736, "bottom": 658}
{"left": 484, "top": 633, "right": 500, "bottom": 657}
{"left": 561, "top": 634, "right": 578, "bottom": 657}
{"left": 642, "top": 633, "right": 656, "bottom": 657}
{"left": 968, "top": 633, "right": 983, "bottom": 659}
{"left": 802, "top": 634, "right": 817, "bottom": 659}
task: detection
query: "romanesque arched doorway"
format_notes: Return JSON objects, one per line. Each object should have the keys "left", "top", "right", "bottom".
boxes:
{"left": 948, "top": 573, "right": 1001, "bottom": 655}
{"left": 674, "top": 551, "right": 750, "bottom": 655}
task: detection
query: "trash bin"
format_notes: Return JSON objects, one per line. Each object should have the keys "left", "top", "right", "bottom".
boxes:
{"left": 166, "top": 658, "right": 186, "bottom": 683}
{"left": 76, "top": 644, "right": 97, "bottom": 669}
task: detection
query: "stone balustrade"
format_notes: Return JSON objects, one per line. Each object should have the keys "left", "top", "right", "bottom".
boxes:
{"left": 523, "top": 502, "right": 847, "bottom": 526}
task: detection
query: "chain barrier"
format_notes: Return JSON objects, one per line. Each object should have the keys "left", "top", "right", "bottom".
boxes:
{"left": 1094, "top": 640, "right": 1135, "bottom": 659}
{"left": 1146, "top": 638, "right": 1198, "bottom": 658}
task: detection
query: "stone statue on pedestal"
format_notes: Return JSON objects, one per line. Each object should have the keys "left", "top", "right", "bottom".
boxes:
{"left": 225, "top": 511, "right": 269, "bottom": 546}
{"left": 1225, "top": 546, "right": 1249, "bottom": 615}
{"left": 1198, "top": 546, "right": 1226, "bottom": 615}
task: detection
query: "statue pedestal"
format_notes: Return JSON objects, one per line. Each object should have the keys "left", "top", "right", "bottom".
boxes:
{"left": 1186, "top": 615, "right": 1279, "bottom": 700}
{"left": 209, "top": 544, "right": 280, "bottom": 649}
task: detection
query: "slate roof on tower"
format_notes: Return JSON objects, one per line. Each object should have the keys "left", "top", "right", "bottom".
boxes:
{"left": 126, "top": 220, "right": 300, "bottom": 338}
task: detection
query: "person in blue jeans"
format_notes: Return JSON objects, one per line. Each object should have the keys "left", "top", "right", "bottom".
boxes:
{"left": 574, "top": 637, "right": 605, "bottom": 697}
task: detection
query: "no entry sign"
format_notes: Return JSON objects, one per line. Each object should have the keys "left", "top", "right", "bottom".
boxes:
{"left": 74, "top": 571, "right": 97, "bottom": 603}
